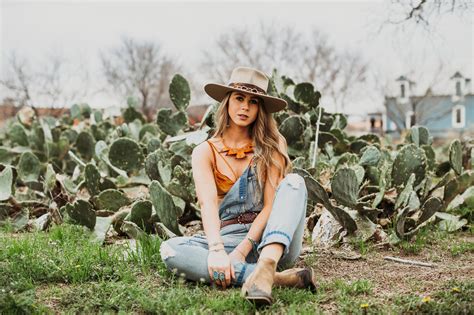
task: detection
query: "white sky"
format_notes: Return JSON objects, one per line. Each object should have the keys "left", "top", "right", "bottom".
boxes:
{"left": 1, "top": 0, "right": 473, "bottom": 117}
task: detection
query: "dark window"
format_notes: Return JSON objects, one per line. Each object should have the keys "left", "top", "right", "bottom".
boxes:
{"left": 456, "top": 81, "right": 461, "bottom": 96}
{"left": 455, "top": 108, "right": 462, "bottom": 123}
{"left": 410, "top": 113, "right": 415, "bottom": 127}
{"left": 401, "top": 84, "right": 405, "bottom": 98}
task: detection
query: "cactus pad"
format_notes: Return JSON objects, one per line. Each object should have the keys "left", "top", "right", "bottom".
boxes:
{"left": 331, "top": 167, "right": 359, "bottom": 208}
{"left": 130, "top": 200, "right": 153, "bottom": 232}
{"left": 156, "top": 108, "right": 188, "bottom": 136}
{"left": 449, "top": 139, "right": 462, "bottom": 175}
{"left": 108, "top": 138, "right": 144, "bottom": 173}
{"left": 0, "top": 166, "right": 13, "bottom": 201}
{"left": 9, "top": 123, "right": 29, "bottom": 146}
{"left": 391, "top": 144, "right": 427, "bottom": 187}
{"left": 169, "top": 74, "right": 191, "bottom": 111}
{"left": 359, "top": 146, "right": 381, "bottom": 167}
{"left": 96, "top": 189, "right": 131, "bottom": 212}
{"left": 75, "top": 132, "right": 95, "bottom": 161}
{"left": 85, "top": 163, "right": 101, "bottom": 196}
{"left": 64, "top": 199, "right": 96, "bottom": 230}
{"left": 279, "top": 116, "right": 305, "bottom": 144}
{"left": 17, "top": 152, "right": 41, "bottom": 182}
{"left": 150, "top": 180, "right": 182, "bottom": 236}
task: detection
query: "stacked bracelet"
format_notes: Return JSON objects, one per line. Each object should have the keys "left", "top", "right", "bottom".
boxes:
{"left": 246, "top": 236, "right": 258, "bottom": 251}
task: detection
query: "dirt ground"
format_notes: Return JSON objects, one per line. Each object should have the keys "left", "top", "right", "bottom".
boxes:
{"left": 298, "top": 233, "right": 473, "bottom": 311}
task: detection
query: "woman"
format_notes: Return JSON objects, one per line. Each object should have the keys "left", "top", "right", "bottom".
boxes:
{"left": 160, "top": 67, "right": 316, "bottom": 306}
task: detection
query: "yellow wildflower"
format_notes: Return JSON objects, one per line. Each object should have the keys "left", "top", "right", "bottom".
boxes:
{"left": 421, "top": 296, "right": 431, "bottom": 303}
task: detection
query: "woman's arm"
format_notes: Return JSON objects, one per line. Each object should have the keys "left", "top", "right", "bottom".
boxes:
{"left": 192, "top": 142, "right": 236, "bottom": 288}
{"left": 191, "top": 142, "right": 222, "bottom": 246}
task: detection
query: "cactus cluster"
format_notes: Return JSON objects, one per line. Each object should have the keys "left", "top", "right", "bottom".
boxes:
{"left": 0, "top": 71, "right": 471, "bottom": 250}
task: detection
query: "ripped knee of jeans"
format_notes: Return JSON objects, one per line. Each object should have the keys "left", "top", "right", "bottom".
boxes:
{"left": 160, "top": 241, "right": 176, "bottom": 261}
{"left": 286, "top": 173, "right": 304, "bottom": 190}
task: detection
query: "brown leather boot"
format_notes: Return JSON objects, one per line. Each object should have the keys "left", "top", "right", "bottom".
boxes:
{"left": 274, "top": 267, "right": 318, "bottom": 292}
{"left": 241, "top": 258, "right": 277, "bottom": 306}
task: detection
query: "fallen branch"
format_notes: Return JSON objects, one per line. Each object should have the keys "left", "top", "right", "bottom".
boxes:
{"left": 384, "top": 256, "right": 436, "bottom": 268}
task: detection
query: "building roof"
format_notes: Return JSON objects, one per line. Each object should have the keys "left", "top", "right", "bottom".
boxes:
{"left": 450, "top": 71, "right": 463, "bottom": 79}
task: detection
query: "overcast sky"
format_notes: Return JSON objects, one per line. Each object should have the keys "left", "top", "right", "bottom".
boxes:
{"left": 1, "top": 0, "right": 472, "bottom": 116}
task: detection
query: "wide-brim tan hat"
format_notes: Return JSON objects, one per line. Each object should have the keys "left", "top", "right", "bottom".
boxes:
{"left": 204, "top": 67, "right": 287, "bottom": 113}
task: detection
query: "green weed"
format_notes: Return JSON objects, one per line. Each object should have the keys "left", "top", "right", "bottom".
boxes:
{"left": 450, "top": 241, "right": 474, "bottom": 257}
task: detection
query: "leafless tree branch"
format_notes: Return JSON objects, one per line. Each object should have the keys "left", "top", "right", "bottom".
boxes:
{"left": 199, "top": 22, "right": 368, "bottom": 112}
{"left": 100, "top": 36, "right": 181, "bottom": 120}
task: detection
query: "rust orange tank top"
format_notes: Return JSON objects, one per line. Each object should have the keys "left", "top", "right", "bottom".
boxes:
{"left": 207, "top": 140, "right": 254, "bottom": 197}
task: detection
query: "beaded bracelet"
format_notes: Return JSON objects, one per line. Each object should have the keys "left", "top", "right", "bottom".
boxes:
{"left": 246, "top": 236, "right": 258, "bottom": 251}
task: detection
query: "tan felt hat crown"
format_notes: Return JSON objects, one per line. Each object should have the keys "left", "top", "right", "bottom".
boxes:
{"left": 204, "top": 67, "right": 287, "bottom": 113}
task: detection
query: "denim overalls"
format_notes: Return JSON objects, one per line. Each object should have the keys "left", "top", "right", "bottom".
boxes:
{"left": 160, "top": 163, "right": 308, "bottom": 286}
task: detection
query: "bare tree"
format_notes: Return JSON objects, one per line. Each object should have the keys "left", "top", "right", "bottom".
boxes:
{"left": 0, "top": 53, "right": 34, "bottom": 107}
{"left": 199, "top": 22, "right": 368, "bottom": 112}
{"left": 100, "top": 36, "right": 181, "bottom": 120}
{"left": 1, "top": 51, "right": 91, "bottom": 108}
{"left": 387, "top": 0, "right": 472, "bottom": 26}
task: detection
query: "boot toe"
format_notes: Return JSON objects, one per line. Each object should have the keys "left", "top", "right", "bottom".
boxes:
{"left": 245, "top": 284, "right": 273, "bottom": 306}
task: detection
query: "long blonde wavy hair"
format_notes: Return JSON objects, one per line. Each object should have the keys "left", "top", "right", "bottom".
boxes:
{"left": 212, "top": 92, "right": 292, "bottom": 189}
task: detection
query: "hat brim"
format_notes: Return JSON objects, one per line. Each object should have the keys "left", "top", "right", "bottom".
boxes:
{"left": 204, "top": 83, "right": 287, "bottom": 113}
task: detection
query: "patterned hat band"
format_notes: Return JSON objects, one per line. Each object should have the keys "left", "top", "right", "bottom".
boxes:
{"left": 228, "top": 82, "right": 267, "bottom": 95}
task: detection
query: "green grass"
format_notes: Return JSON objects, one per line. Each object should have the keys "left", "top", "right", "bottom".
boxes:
{"left": 397, "top": 225, "right": 451, "bottom": 254}
{"left": 450, "top": 241, "right": 474, "bottom": 257}
{"left": 1, "top": 224, "right": 473, "bottom": 314}
{"left": 392, "top": 280, "right": 473, "bottom": 314}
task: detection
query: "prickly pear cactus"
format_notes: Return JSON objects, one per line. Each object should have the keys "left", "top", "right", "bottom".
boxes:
{"left": 85, "top": 164, "right": 101, "bottom": 196}
{"left": 108, "top": 138, "right": 144, "bottom": 173}
{"left": 9, "top": 123, "right": 29, "bottom": 146}
{"left": 63, "top": 199, "right": 96, "bottom": 230}
{"left": 279, "top": 116, "right": 305, "bottom": 144}
{"left": 149, "top": 180, "right": 182, "bottom": 236}
{"left": 156, "top": 108, "right": 188, "bottom": 136}
{"left": 443, "top": 171, "right": 474, "bottom": 207}
{"left": 17, "top": 152, "right": 41, "bottom": 182}
{"left": 75, "top": 131, "right": 95, "bottom": 161}
{"left": 0, "top": 166, "right": 13, "bottom": 201}
{"left": 391, "top": 144, "right": 427, "bottom": 187}
{"left": 417, "top": 197, "right": 443, "bottom": 225}
{"left": 122, "top": 107, "right": 145, "bottom": 124}
{"left": 293, "top": 82, "right": 320, "bottom": 111}
{"left": 358, "top": 146, "right": 381, "bottom": 167}
{"left": 129, "top": 200, "right": 153, "bottom": 232}
{"left": 294, "top": 168, "right": 357, "bottom": 234}
{"left": 95, "top": 189, "right": 131, "bottom": 212}
{"left": 331, "top": 167, "right": 359, "bottom": 208}
{"left": 169, "top": 74, "right": 191, "bottom": 111}
{"left": 139, "top": 124, "right": 159, "bottom": 140}
{"left": 449, "top": 139, "right": 462, "bottom": 175}
{"left": 145, "top": 151, "right": 161, "bottom": 181}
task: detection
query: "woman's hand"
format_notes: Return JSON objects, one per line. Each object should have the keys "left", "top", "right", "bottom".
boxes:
{"left": 207, "top": 250, "right": 235, "bottom": 289}
{"left": 228, "top": 248, "right": 246, "bottom": 263}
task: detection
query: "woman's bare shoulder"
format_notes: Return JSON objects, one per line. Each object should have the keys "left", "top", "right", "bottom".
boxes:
{"left": 192, "top": 138, "right": 218, "bottom": 163}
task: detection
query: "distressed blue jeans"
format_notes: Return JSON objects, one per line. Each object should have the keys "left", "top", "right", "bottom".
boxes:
{"left": 159, "top": 164, "right": 308, "bottom": 287}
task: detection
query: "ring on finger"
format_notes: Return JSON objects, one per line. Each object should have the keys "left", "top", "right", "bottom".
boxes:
{"left": 219, "top": 272, "right": 225, "bottom": 282}
{"left": 212, "top": 270, "right": 220, "bottom": 281}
